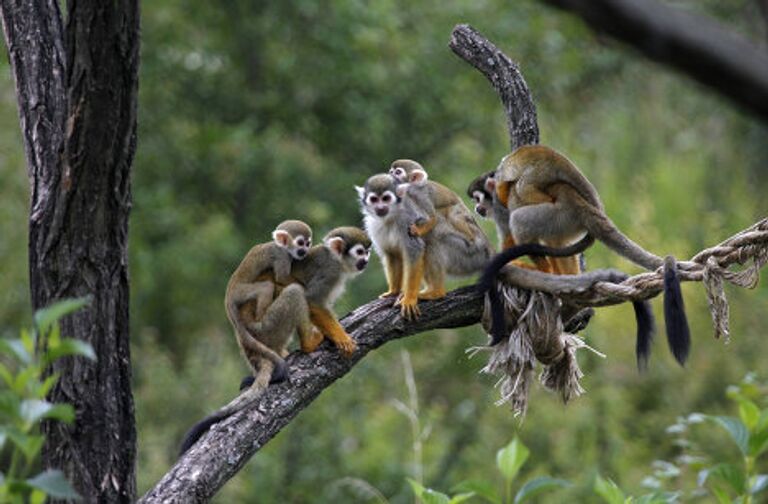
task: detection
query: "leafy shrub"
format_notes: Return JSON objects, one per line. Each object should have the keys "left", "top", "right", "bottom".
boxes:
{"left": 0, "top": 298, "right": 95, "bottom": 503}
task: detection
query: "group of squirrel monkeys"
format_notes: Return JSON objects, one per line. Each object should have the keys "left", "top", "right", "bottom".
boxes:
{"left": 179, "top": 144, "right": 691, "bottom": 454}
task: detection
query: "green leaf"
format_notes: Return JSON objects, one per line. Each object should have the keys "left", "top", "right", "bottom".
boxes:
{"left": 700, "top": 463, "right": 746, "bottom": 495}
{"left": 5, "top": 429, "right": 44, "bottom": 462}
{"left": 407, "top": 480, "right": 450, "bottom": 504}
{"left": 0, "top": 392, "right": 21, "bottom": 421}
{"left": 0, "top": 339, "right": 31, "bottom": 365}
{"left": 34, "top": 297, "right": 91, "bottom": 336}
{"left": 737, "top": 399, "right": 760, "bottom": 431}
{"left": 496, "top": 438, "right": 529, "bottom": 483}
{"left": 708, "top": 416, "right": 749, "bottom": 456}
{"left": 43, "top": 339, "right": 96, "bottom": 365}
{"left": 751, "top": 474, "right": 768, "bottom": 495}
{"left": 513, "top": 476, "right": 570, "bottom": 503}
{"left": 452, "top": 480, "right": 500, "bottom": 504}
{"left": 594, "top": 476, "right": 625, "bottom": 504}
{"left": 749, "top": 426, "right": 768, "bottom": 457}
{"left": 0, "top": 429, "right": 7, "bottom": 450}
{"left": 0, "top": 363, "right": 15, "bottom": 388}
{"left": 20, "top": 400, "right": 75, "bottom": 425}
{"left": 635, "top": 492, "right": 679, "bottom": 504}
{"left": 12, "top": 367, "right": 38, "bottom": 396}
{"left": 26, "top": 470, "right": 80, "bottom": 500}
{"left": 448, "top": 493, "right": 475, "bottom": 504}
{"left": 30, "top": 489, "right": 47, "bottom": 504}
{"left": 34, "top": 373, "right": 60, "bottom": 399}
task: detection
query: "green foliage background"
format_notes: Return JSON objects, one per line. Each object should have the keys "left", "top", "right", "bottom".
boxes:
{"left": 1, "top": 0, "right": 767, "bottom": 501}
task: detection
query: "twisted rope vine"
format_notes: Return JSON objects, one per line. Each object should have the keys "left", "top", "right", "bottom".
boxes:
{"left": 485, "top": 217, "right": 768, "bottom": 415}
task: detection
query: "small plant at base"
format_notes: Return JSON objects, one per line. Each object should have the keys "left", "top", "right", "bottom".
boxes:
{"left": 595, "top": 374, "right": 768, "bottom": 503}
{"left": 0, "top": 297, "right": 95, "bottom": 503}
{"left": 409, "top": 437, "right": 570, "bottom": 503}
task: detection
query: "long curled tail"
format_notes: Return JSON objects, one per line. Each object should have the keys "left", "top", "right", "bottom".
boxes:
{"left": 663, "top": 256, "right": 691, "bottom": 365}
{"left": 477, "top": 235, "right": 596, "bottom": 345}
{"left": 178, "top": 364, "right": 273, "bottom": 456}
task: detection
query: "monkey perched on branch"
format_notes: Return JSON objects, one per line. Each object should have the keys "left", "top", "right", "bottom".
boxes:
{"left": 179, "top": 227, "right": 371, "bottom": 455}
{"left": 478, "top": 145, "right": 690, "bottom": 365}
{"left": 358, "top": 172, "right": 491, "bottom": 320}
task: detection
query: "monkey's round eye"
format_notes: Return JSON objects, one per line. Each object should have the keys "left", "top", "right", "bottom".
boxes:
{"left": 368, "top": 195, "right": 379, "bottom": 205}
{"left": 296, "top": 238, "right": 305, "bottom": 247}
{"left": 381, "top": 194, "right": 393, "bottom": 204}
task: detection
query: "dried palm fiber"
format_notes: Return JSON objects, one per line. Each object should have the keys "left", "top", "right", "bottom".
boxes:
{"left": 472, "top": 217, "right": 768, "bottom": 415}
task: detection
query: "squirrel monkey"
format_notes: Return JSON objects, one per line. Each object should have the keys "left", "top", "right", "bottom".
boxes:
{"left": 180, "top": 227, "right": 371, "bottom": 455}
{"left": 225, "top": 220, "right": 313, "bottom": 384}
{"left": 482, "top": 145, "right": 690, "bottom": 365}
{"left": 287, "top": 226, "right": 371, "bottom": 356}
{"left": 389, "top": 159, "right": 477, "bottom": 243}
{"left": 467, "top": 170, "right": 514, "bottom": 250}
{"left": 358, "top": 174, "right": 491, "bottom": 319}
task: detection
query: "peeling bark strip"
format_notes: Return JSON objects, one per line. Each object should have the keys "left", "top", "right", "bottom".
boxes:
{"left": 542, "top": 0, "right": 768, "bottom": 123}
{"left": 0, "top": 0, "right": 140, "bottom": 502}
{"left": 141, "top": 24, "right": 541, "bottom": 503}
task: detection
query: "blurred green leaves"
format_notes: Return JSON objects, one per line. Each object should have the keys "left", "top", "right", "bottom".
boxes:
{"left": 0, "top": 298, "right": 93, "bottom": 503}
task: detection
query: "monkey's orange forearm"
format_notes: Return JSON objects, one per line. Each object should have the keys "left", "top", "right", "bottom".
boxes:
{"left": 309, "top": 305, "right": 356, "bottom": 355}
{"left": 410, "top": 215, "right": 437, "bottom": 237}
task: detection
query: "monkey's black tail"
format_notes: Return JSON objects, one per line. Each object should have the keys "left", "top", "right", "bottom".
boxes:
{"left": 633, "top": 300, "right": 655, "bottom": 371}
{"left": 663, "top": 257, "right": 691, "bottom": 365}
{"left": 477, "top": 235, "right": 596, "bottom": 345}
{"left": 179, "top": 410, "right": 231, "bottom": 456}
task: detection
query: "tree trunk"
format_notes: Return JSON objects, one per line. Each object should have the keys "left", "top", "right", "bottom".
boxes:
{"left": 0, "top": 0, "right": 140, "bottom": 501}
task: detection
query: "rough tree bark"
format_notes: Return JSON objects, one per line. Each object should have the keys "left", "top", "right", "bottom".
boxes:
{"left": 542, "top": 0, "right": 768, "bottom": 123}
{"left": 0, "top": 0, "right": 140, "bottom": 502}
{"left": 140, "top": 24, "right": 538, "bottom": 503}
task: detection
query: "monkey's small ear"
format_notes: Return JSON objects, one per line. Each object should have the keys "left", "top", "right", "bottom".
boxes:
{"left": 355, "top": 186, "right": 366, "bottom": 200}
{"left": 325, "top": 236, "right": 346, "bottom": 257}
{"left": 273, "top": 230, "right": 292, "bottom": 247}
{"left": 484, "top": 177, "right": 496, "bottom": 193}
{"left": 395, "top": 183, "right": 409, "bottom": 198}
{"left": 409, "top": 168, "right": 428, "bottom": 184}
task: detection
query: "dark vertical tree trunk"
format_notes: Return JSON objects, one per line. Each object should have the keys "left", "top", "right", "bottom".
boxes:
{"left": 0, "top": 0, "right": 140, "bottom": 501}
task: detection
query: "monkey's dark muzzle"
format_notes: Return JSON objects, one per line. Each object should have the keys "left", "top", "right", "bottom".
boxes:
{"left": 375, "top": 207, "right": 389, "bottom": 217}
{"left": 475, "top": 205, "right": 487, "bottom": 217}
{"left": 296, "top": 249, "right": 307, "bottom": 258}
{"left": 356, "top": 259, "right": 368, "bottom": 271}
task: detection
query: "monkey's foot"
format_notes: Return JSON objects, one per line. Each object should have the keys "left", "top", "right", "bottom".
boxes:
{"left": 300, "top": 328, "right": 324, "bottom": 353}
{"left": 418, "top": 288, "right": 447, "bottom": 300}
{"left": 378, "top": 290, "right": 400, "bottom": 299}
{"left": 395, "top": 297, "right": 421, "bottom": 320}
{"left": 333, "top": 336, "right": 357, "bottom": 357}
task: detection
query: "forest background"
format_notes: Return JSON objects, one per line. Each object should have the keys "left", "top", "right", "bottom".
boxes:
{"left": 1, "top": 0, "right": 767, "bottom": 501}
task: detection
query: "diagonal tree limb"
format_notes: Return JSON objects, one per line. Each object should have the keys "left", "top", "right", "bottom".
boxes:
{"left": 541, "top": 0, "right": 768, "bottom": 123}
{"left": 449, "top": 24, "right": 540, "bottom": 150}
{"left": 140, "top": 24, "right": 540, "bottom": 503}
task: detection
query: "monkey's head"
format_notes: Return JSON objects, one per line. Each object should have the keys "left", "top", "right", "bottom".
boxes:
{"left": 389, "top": 159, "right": 428, "bottom": 185}
{"left": 356, "top": 174, "right": 401, "bottom": 219}
{"left": 323, "top": 227, "right": 372, "bottom": 274}
{"left": 466, "top": 171, "right": 496, "bottom": 219}
{"left": 273, "top": 220, "right": 313, "bottom": 260}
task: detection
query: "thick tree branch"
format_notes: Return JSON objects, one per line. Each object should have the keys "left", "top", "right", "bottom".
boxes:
{"left": 541, "top": 0, "right": 768, "bottom": 123}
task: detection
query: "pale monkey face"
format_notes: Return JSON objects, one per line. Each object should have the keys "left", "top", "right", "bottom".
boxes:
{"left": 290, "top": 234, "right": 311, "bottom": 260}
{"left": 363, "top": 190, "right": 397, "bottom": 218}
